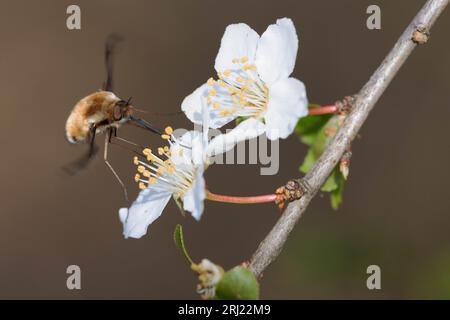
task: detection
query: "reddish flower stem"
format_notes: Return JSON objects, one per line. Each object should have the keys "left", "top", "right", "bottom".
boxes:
{"left": 206, "top": 190, "right": 277, "bottom": 204}
{"left": 308, "top": 104, "right": 338, "bottom": 116}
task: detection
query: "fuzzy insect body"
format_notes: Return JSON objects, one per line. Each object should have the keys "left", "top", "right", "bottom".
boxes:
{"left": 65, "top": 91, "right": 132, "bottom": 144}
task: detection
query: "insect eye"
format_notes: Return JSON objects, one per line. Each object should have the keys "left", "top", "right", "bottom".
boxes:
{"left": 113, "top": 104, "right": 122, "bottom": 121}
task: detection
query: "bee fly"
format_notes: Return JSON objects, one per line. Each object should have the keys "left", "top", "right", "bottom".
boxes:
{"left": 64, "top": 34, "right": 166, "bottom": 202}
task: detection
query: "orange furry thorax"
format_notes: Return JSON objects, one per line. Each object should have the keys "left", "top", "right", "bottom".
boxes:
{"left": 65, "top": 91, "right": 120, "bottom": 143}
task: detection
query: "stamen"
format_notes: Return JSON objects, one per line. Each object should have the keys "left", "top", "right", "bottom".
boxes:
{"left": 164, "top": 126, "right": 173, "bottom": 135}
{"left": 206, "top": 57, "right": 268, "bottom": 120}
{"left": 143, "top": 170, "right": 151, "bottom": 178}
{"left": 137, "top": 165, "right": 145, "bottom": 173}
{"left": 157, "top": 167, "right": 166, "bottom": 176}
{"left": 240, "top": 56, "right": 248, "bottom": 63}
{"left": 132, "top": 129, "right": 200, "bottom": 198}
{"left": 243, "top": 64, "right": 256, "bottom": 71}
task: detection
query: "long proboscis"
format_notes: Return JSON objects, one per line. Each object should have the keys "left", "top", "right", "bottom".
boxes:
{"left": 128, "top": 115, "right": 192, "bottom": 149}
{"left": 130, "top": 106, "right": 184, "bottom": 117}
{"left": 128, "top": 115, "right": 163, "bottom": 136}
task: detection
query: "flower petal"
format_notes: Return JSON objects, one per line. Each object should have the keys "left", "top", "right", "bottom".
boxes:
{"left": 183, "top": 167, "right": 206, "bottom": 221}
{"left": 255, "top": 18, "right": 299, "bottom": 85}
{"left": 181, "top": 83, "right": 235, "bottom": 129}
{"left": 215, "top": 23, "right": 260, "bottom": 73}
{"left": 170, "top": 129, "right": 206, "bottom": 167}
{"left": 119, "top": 188, "right": 172, "bottom": 239}
{"left": 170, "top": 130, "right": 196, "bottom": 165}
{"left": 206, "top": 118, "right": 266, "bottom": 157}
{"left": 264, "top": 77, "right": 308, "bottom": 140}
{"left": 181, "top": 83, "right": 207, "bottom": 126}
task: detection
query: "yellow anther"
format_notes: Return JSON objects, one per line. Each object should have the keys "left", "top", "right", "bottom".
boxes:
{"left": 213, "top": 102, "right": 220, "bottom": 109}
{"left": 207, "top": 77, "right": 215, "bottom": 86}
{"left": 158, "top": 147, "right": 164, "bottom": 155}
{"left": 240, "top": 56, "right": 249, "bottom": 63}
{"left": 209, "top": 88, "right": 217, "bottom": 96}
{"left": 137, "top": 165, "right": 145, "bottom": 173}
{"left": 223, "top": 70, "right": 231, "bottom": 77}
{"left": 207, "top": 96, "right": 212, "bottom": 104}
{"left": 134, "top": 174, "right": 141, "bottom": 182}
{"left": 243, "top": 64, "right": 256, "bottom": 71}
{"left": 163, "top": 146, "right": 170, "bottom": 152}
{"left": 236, "top": 76, "right": 243, "bottom": 83}
{"left": 148, "top": 177, "right": 157, "bottom": 184}
{"left": 147, "top": 154, "right": 155, "bottom": 162}
{"left": 168, "top": 166, "right": 175, "bottom": 173}
{"left": 143, "top": 170, "right": 151, "bottom": 178}
{"left": 138, "top": 182, "right": 146, "bottom": 190}
{"left": 218, "top": 80, "right": 226, "bottom": 88}
{"left": 157, "top": 167, "right": 166, "bottom": 176}
{"left": 143, "top": 148, "right": 152, "bottom": 156}
{"left": 133, "top": 156, "right": 139, "bottom": 165}
{"left": 161, "top": 134, "right": 171, "bottom": 140}
{"left": 164, "top": 126, "right": 173, "bottom": 135}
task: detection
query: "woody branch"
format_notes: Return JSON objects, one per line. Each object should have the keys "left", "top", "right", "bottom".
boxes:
{"left": 248, "top": 0, "right": 449, "bottom": 278}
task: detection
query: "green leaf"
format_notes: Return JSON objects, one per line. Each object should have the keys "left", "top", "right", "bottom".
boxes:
{"left": 299, "top": 148, "right": 316, "bottom": 174}
{"left": 173, "top": 224, "right": 193, "bottom": 265}
{"left": 330, "top": 171, "right": 345, "bottom": 210}
{"left": 321, "top": 170, "right": 338, "bottom": 192}
{"left": 215, "top": 266, "right": 260, "bottom": 300}
{"left": 295, "top": 114, "right": 332, "bottom": 146}
{"left": 296, "top": 114, "right": 346, "bottom": 210}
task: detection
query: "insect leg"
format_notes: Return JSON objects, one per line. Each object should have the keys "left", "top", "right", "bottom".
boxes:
{"left": 88, "top": 126, "right": 98, "bottom": 158}
{"left": 104, "top": 128, "right": 129, "bottom": 203}
{"left": 112, "top": 136, "right": 145, "bottom": 149}
{"left": 109, "top": 138, "right": 144, "bottom": 158}
{"left": 63, "top": 126, "right": 99, "bottom": 175}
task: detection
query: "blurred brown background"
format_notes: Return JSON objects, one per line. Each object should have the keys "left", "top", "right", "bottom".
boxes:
{"left": 0, "top": 0, "right": 449, "bottom": 299}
